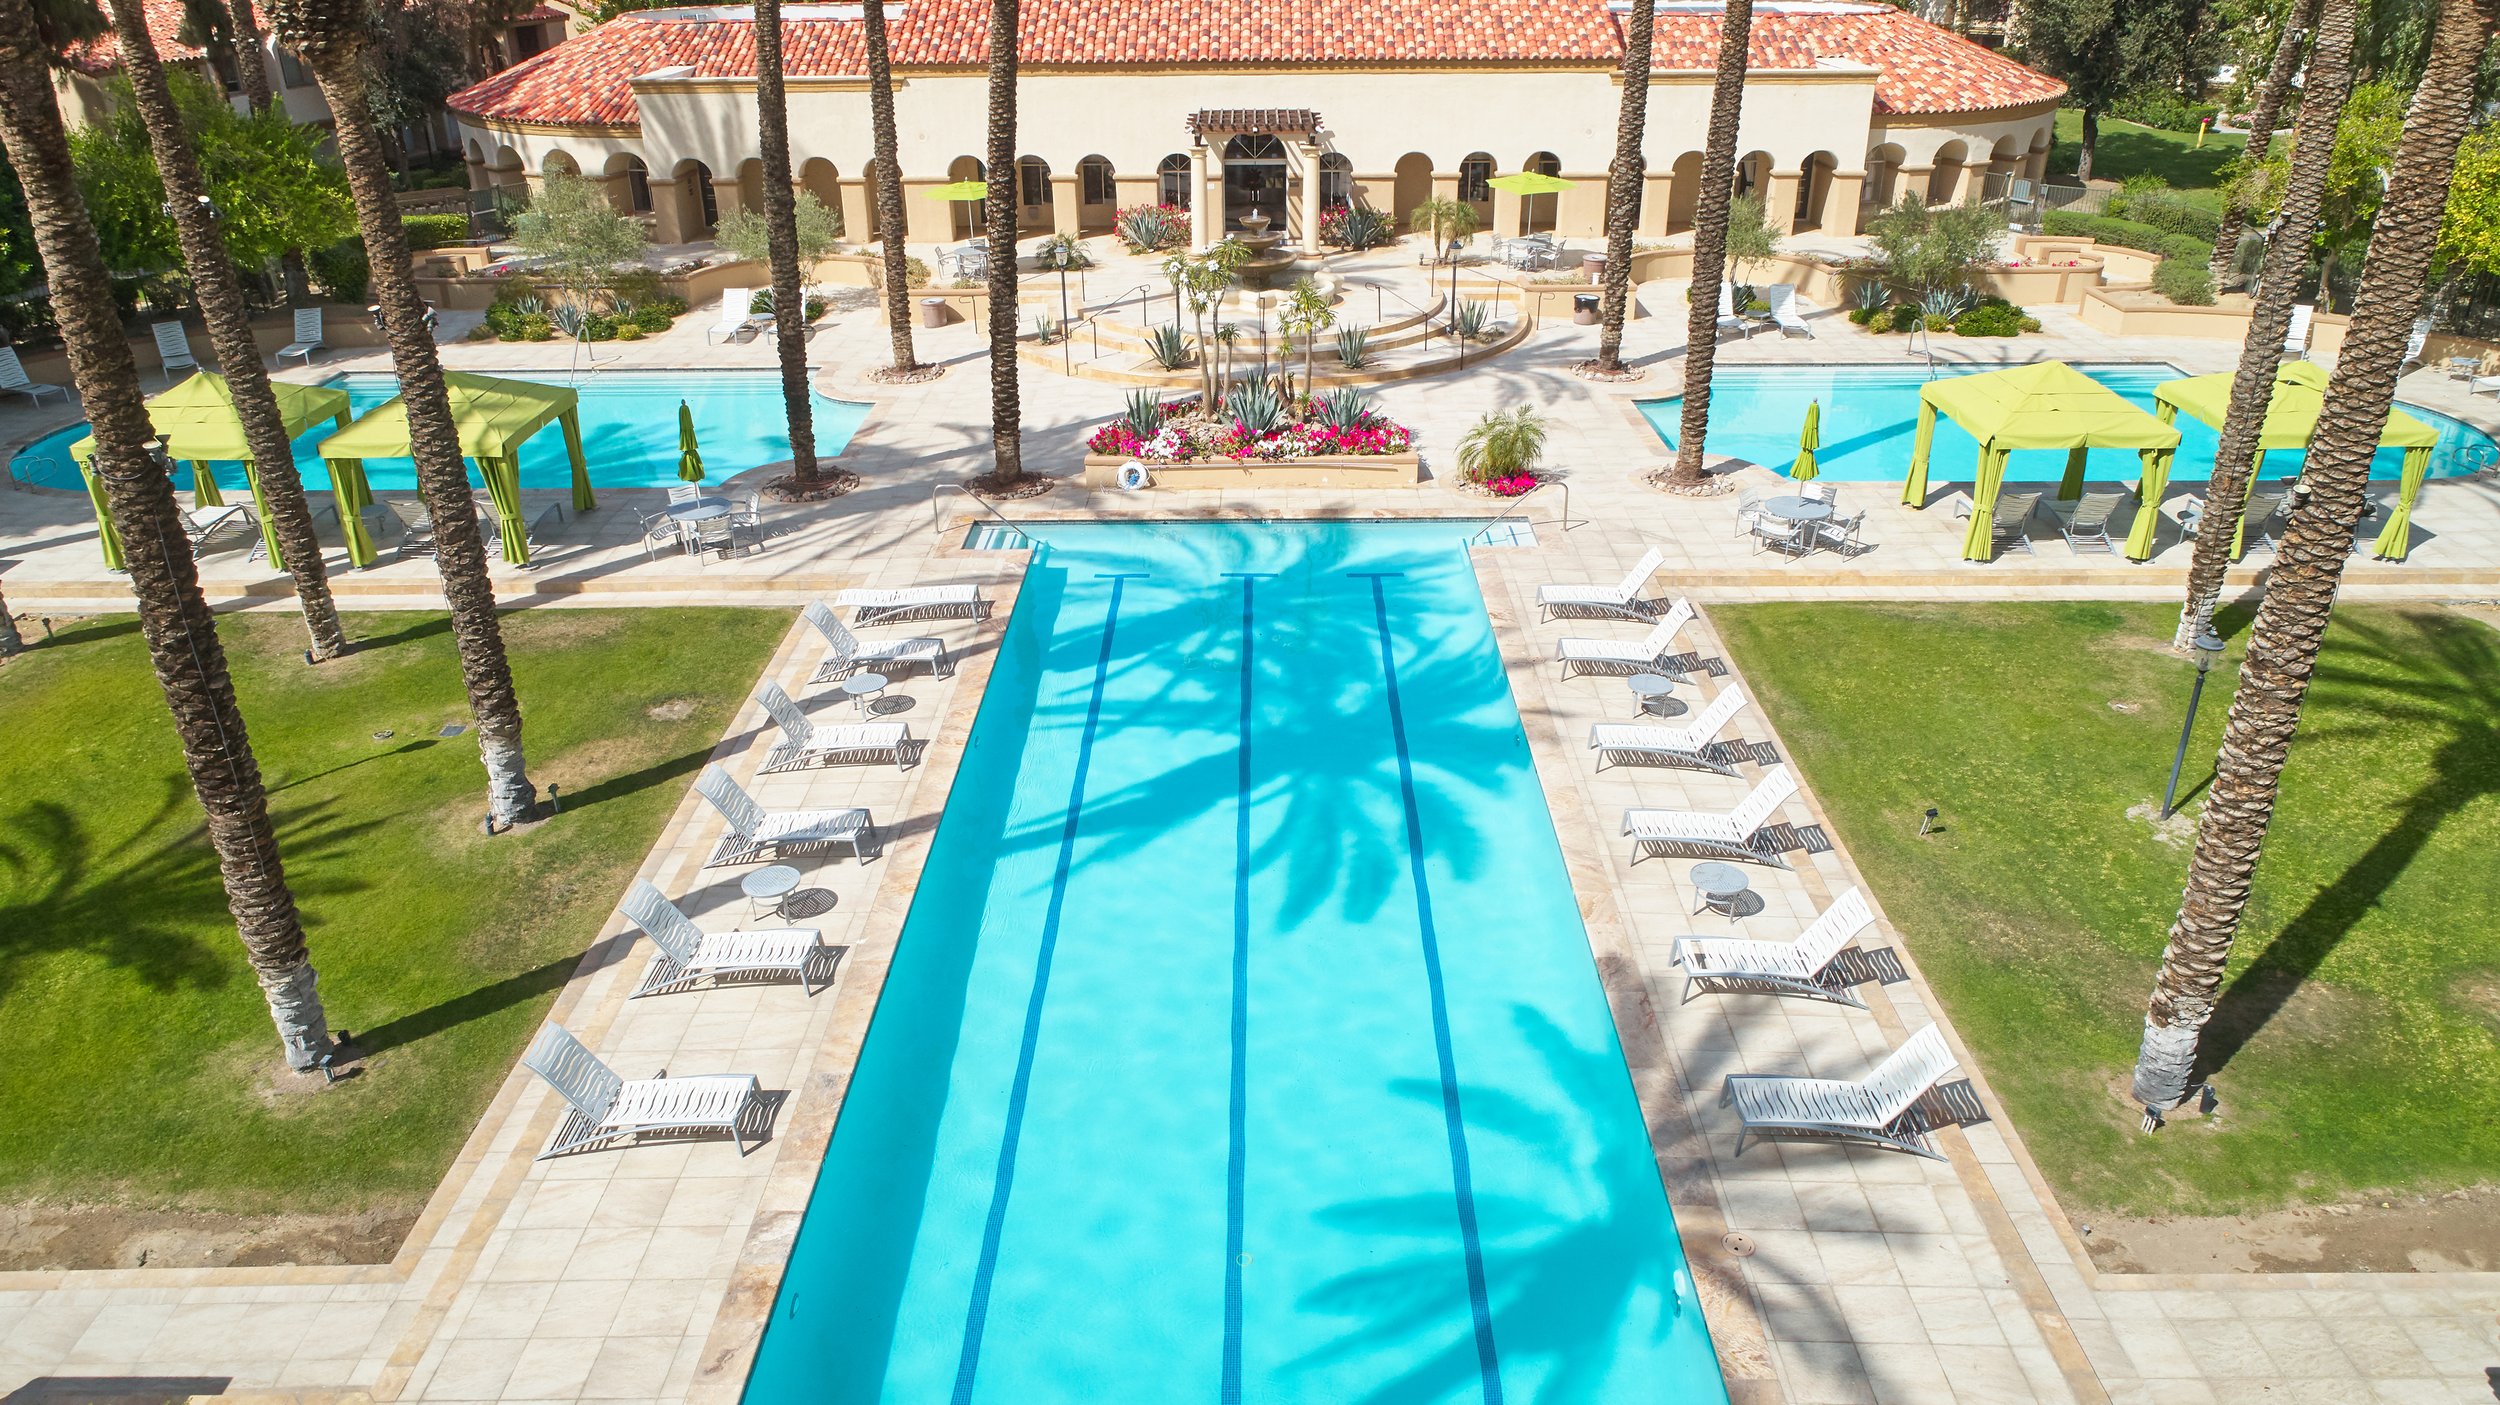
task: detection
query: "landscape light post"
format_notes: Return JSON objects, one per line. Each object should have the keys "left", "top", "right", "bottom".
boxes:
{"left": 2160, "top": 631, "right": 2227, "bottom": 820}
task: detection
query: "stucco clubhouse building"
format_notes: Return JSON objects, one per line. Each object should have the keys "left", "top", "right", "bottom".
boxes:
{"left": 446, "top": 0, "right": 2067, "bottom": 252}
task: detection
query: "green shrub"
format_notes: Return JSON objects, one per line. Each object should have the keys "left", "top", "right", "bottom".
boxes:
{"left": 1951, "top": 302, "right": 2029, "bottom": 336}
{"left": 615, "top": 321, "right": 645, "bottom": 341}
{"left": 2040, "top": 210, "right": 2214, "bottom": 266}
{"left": 401, "top": 213, "right": 469, "bottom": 251}
{"left": 651, "top": 294, "right": 687, "bottom": 317}
{"left": 2152, "top": 258, "right": 2216, "bottom": 306}
{"left": 1848, "top": 304, "right": 1879, "bottom": 326}
{"left": 309, "top": 239, "right": 368, "bottom": 304}
{"left": 903, "top": 256, "right": 929, "bottom": 287}
{"left": 631, "top": 304, "right": 673, "bottom": 332}
{"left": 2110, "top": 90, "right": 2220, "bottom": 133}
{"left": 2104, "top": 181, "right": 2222, "bottom": 242}
{"left": 580, "top": 313, "right": 617, "bottom": 341}
{"left": 1888, "top": 304, "right": 1922, "bottom": 333}
{"left": 518, "top": 313, "right": 554, "bottom": 341}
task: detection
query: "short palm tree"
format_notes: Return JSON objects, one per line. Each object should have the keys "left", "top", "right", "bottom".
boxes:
{"left": 977, "top": 0, "right": 1028, "bottom": 490}
{"left": 750, "top": 0, "right": 819, "bottom": 485}
{"left": 2175, "top": 0, "right": 2357, "bottom": 651}
{"left": 1456, "top": 406, "right": 1547, "bottom": 485}
{"left": 2210, "top": 0, "right": 2321, "bottom": 285}
{"left": 1594, "top": 0, "right": 1657, "bottom": 374}
{"left": 0, "top": 0, "right": 335, "bottom": 1069}
{"left": 266, "top": 0, "right": 541, "bottom": 826}
{"left": 860, "top": 0, "right": 917, "bottom": 376}
{"left": 1666, "top": 0, "right": 1756, "bottom": 490}
{"left": 1407, "top": 196, "right": 1479, "bottom": 265}
{"left": 2132, "top": 0, "right": 2494, "bottom": 1120}
{"left": 106, "top": 0, "right": 350, "bottom": 661}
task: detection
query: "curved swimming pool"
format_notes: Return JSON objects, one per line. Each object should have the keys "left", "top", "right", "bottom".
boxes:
{"left": 5, "top": 369, "right": 871, "bottom": 494}
{"left": 1640, "top": 363, "right": 2499, "bottom": 484}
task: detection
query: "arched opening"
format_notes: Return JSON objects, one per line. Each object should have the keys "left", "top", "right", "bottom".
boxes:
{"left": 673, "top": 159, "right": 718, "bottom": 236}
{"left": 1318, "top": 152, "right": 1354, "bottom": 211}
{"left": 2026, "top": 127, "right": 2053, "bottom": 183}
{"left": 604, "top": 152, "right": 652, "bottom": 214}
{"left": 1077, "top": 155, "right": 1116, "bottom": 231}
{"left": 490, "top": 144, "right": 527, "bottom": 196}
{"left": 1458, "top": 151, "right": 1494, "bottom": 228}
{"left": 1015, "top": 155, "right": 1052, "bottom": 232}
{"left": 1866, "top": 143, "right": 1905, "bottom": 210}
{"left": 1796, "top": 151, "right": 1837, "bottom": 232}
{"left": 541, "top": 150, "right": 579, "bottom": 181}
{"left": 1158, "top": 153, "right": 1192, "bottom": 209}
{"left": 1517, "top": 150, "right": 1562, "bottom": 234}
{"left": 949, "top": 155, "right": 985, "bottom": 239}
{"left": 1985, "top": 135, "right": 2023, "bottom": 203}
{"left": 735, "top": 158, "right": 765, "bottom": 220}
{"left": 800, "top": 156, "right": 842, "bottom": 228}
{"left": 1392, "top": 152, "right": 1432, "bottom": 225}
{"left": 1928, "top": 141, "right": 1968, "bottom": 204}
{"left": 1667, "top": 151, "right": 1703, "bottom": 234}
{"left": 860, "top": 156, "right": 891, "bottom": 239}
{"left": 1222, "top": 133, "right": 1287, "bottom": 232}
{"left": 1734, "top": 150, "right": 1772, "bottom": 203}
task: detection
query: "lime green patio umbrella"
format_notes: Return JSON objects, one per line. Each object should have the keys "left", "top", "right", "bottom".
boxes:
{"left": 926, "top": 180, "right": 989, "bottom": 202}
{"left": 316, "top": 371, "right": 593, "bottom": 567}
{"left": 1484, "top": 171, "right": 1576, "bottom": 196}
{"left": 1790, "top": 400, "right": 1821, "bottom": 481}
{"left": 677, "top": 400, "right": 705, "bottom": 483}
{"left": 1903, "top": 361, "right": 2180, "bottom": 562}
{"left": 70, "top": 372, "right": 351, "bottom": 570}
{"left": 2151, "top": 360, "right": 2441, "bottom": 560}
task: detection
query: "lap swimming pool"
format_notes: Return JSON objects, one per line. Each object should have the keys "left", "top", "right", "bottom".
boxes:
{"left": 5, "top": 370, "right": 869, "bottom": 494}
{"left": 745, "top": 522, "right": 1725, "bottom": 1404}
{"left": 1641, "top": 363, "right": 2497, "bottom": 484}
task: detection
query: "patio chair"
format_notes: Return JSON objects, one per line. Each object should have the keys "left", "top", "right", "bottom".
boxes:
{"left": 1765, "top": 284, "right": 1813, "bottom": 339}
{"left": 942, "top": 242, "right": 990, "bottom": 281}
{"left": 836, "top": 583, "right": 988, "bottom": 626}
{"left": 687, "top": 514, "right": 745, "bottom": 564}
{"left": 379, "top": 499, "right": 436, "bottom": 559}
{"left": 184, "top": 503, "right": 255, "bottom": 556}
{"left": 694, "top": 763, "right": 881, "bottom": 867}
{"left": 1800, "top": 482, "right": 1839, "bottom": 507}
{"left": 1536, "top": 545, "right": 1665, "bottom": 622}
{"left": 2282, "top": 302, "right": 2314, "bottom": 359}
{"left": 667, "top": 483, "right": 703, "bottom": 507}
{"left": 1671, "top": 885, "right": 1876, "bottom": 1008}
{"left": 619, "top": 880, "right": 834, "bottom": 998}
{"left": 756, "top": 680, "right": 913, "bottom": 773}
{"left": 1723, "top": 1023, "right": 1958, "bottom": 1160}
{"left": 2179, "top": 487, "right": 2286, "bottom": 558}
{"left": 1809, "top": 508, "right": 1866, "bottom": 554}
{"left": 705, "top": 288, "right": 758, "bottom": 344}
{"left": 1953, "top": 490, "right": 2041, "bottom": 559}
{"left": 478, "top": 500, "right": 564, "bottom": 559}
{"left": 1556, "top": 598, "right": 1696, "bottom": 679}
{"left": 1733, "top": 491, "right": 1766, "bottom": 538}
{"left": 1715, "top": 283, "right": 1754, "bottom": 341}
{"left": 2398, "top": 316, "right": 2430, "bottom": 374}
{"left": 729, "top": 491, "right": 765, "bottom": 555}
{"left": 635, "top": 507, "right": 680, "bottom": 561}
{"left": 277, "top": 308, "right": 325, "bottom": 367}
{"left": 2050, "top": 488, "right": 2127, "bottom": 555}
{"left": 521, "top": 1022, "right": 766, "bottom": 1159}
{"left": 152, "top": 321, "right": 199, "bottom": 384}
{"left": 1622, "top": 765, "right": 1799, "bottom": 867}
{"left": 1588, "top": 684, "right": 1749, "bottom": 776}
{"left": 802, "top": 600, "right": 950, "bottom": 682}
{"left": 0, "top": 345, "right": 69, "bottom": 405}
{"left": 1750, "top": 516, "right": 1812, "bottom": 559}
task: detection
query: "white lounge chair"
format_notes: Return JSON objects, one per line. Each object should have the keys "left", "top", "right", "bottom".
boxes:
{"left": 152, "top": 321, "right": 198, "bottom": 383}
{"left": 1716, "top": 282, "right": 1753, "bottom": 341}
{"left": 803, "top": 600, "right": 950, "bottom": 681}
{"left": 2398, "top": 316, "right": 2431, "bottom": 374}
{"left": 1587, "top": 684, "right": 1749, "bottom": 776}
{"left": 0, "top": 345, "right": 68, "bottom": 405}
{"left": 1537, "top": 545, "right": 1666, "bottom": 622}
{"left": 2473, "top": 373, "right": 2500, "bottom": 398}
{"left": 694, "top": 763, "right": 881, "bottom": 867}
{"left": 619, "top": 879, "right": 833, "bottom": 997}
{"left": 836, "top": 583, "right": 988, "bottom": 626}
{"left": 756, "top": 680, "right": 913, "bottom": 772}
{"left": 184, "top": 504, "right": 255, "bottom": 555}
{"left": 706, "top": 288, "right": 761, "bottom": 344}
{"left": 1765, "top": 283, "right": 1813, "bottom": 339}
{"left": 2283, "top": 303, "right": 2314, "bottom": 359}
{"left": 521, "top": 1022, "right": 766, "bottom": 1158}
{"left": 1556, "top": 598, "right": 1696, "bottom": 679}
{"left": 1621, "top": 765, "right": 1799, "bottom": 867}
{"left": 1723, "top": 1023, "right": 1958, "bottom": 1160}
{"left": 1670, "top": 886, "right": 1875, "bottom": 1008}
{"left": 277, "top": 307, "right": 326, "bottom": 366}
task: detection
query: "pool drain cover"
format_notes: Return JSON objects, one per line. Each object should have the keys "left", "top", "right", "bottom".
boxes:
{"left": 1722, "top": 1232, "right": 1755, "bottom": 1257}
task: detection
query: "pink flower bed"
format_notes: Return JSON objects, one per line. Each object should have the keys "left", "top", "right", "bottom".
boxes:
{"left": 1086, "top": 409, "right": 1416, "bottom": 465}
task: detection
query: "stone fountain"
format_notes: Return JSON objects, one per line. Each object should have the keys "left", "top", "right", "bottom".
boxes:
{"left": 1229, "top": 211, "right": 1300, "bottom": 290}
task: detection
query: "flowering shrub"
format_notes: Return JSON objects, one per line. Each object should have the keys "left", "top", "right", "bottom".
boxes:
{"left": 1486, "top": 473, "right": 1540, "bottom": 497}
{"left": 1115, "top": 204, "right": 1189, "bottom": 252}
{"left": 1086, "top": 407, "right": 1415, "bottom": 464}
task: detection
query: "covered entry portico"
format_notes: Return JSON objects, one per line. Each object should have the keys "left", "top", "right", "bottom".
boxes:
{"left": 1185, "top": 109, "right": 1331, "bottom": 250}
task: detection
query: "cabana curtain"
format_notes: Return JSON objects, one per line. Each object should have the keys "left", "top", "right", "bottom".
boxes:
{"left": 316, "top": 371, "right": 594, "bottom": 566}
{"left": 1902, "top": 361, "right": 2181, "bottom": 563}
{"left": 70, "top": 373, "right": 352, "bottom": 570}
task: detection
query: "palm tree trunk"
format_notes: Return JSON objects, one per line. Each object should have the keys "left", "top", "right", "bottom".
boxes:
{"left": 1595, "top": 0, "right": 1656, "bottom": 374}
{"left": 224, "top": 0, "right": 275, "bottom": 112}
{"left": 2211, "top": 0, "right": 2320, "bottom": 284}
{"left": 2077, "top": 106, "right": 2099, "bottom": 184}
{"left": 2174, "top": 0, "right": 2356, "bottom": 651}
{"left": 981, "top": 0, "right": 1024, "bottom": 488}
{"left": 2131, "top": 0, "right": 2495, "bottom": 1116}
{"left": 0, "top": 11, "right": 334, "bottom": 1070}
{"left": 861, "top": 0, "right": 916, "bottom": 375}
{"left": 271, "top": 0, "right": 539, "bottom": 826}
{"left": 106, "top": 0, "right": 349, "bottom": 662}
{"left": 1666, "top": 0, "right": 1753, "bottom": 488}
{"left": 0, "top": 585, "right": 22, "bottom": 656}
{"left": 751, "top": 0, "right": 819, "bottom": 484}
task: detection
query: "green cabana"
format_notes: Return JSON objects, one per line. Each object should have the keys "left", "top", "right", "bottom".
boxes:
{"left": 316, "top": 371, "right": 594, "bottom": 566}
{"left": 70, "top": 373, "right": 350, "bottom": 571}
{"left": 1903, "top": 361, "right": 2182, "bottom": 562}
{"left": 2151, "top": 360, "right": 2442, "bottom": 561}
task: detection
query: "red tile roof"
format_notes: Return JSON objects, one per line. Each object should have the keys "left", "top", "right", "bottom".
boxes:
{"left": 65, "top": 0, "right": 212, "bottom": 77}
{"left": 449, "top": 0, "right": 2062, "bottom": 128}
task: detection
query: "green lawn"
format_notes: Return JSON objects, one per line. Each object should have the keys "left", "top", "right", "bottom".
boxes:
{"left": 2047, "top": 108, "right": 2289, "bottom": 209}
{"left": 1713, "top": 602, "right": 2500, "bottom": 1218}
{"left": 0, "top": 608, "right": 787, "bottom": 1216}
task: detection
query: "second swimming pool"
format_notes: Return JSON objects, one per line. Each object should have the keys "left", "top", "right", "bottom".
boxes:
{"left": 744, "top": 521, "right": 1727, "bottom": 1404}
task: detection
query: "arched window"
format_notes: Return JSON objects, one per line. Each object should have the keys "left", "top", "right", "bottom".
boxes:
{"left": 1224, "top": 133, "right": 1286, "bottom": 161}
{"left": 614, "top": 154, "right": 652, "bottom": 213}
{"left": 1318, "top": 152, "right": 1353, "bottom": 210}
{"left": 1159, "top": 153, "right": 1191, "bottom": 208}
{"left": 1458, "top": 152, "right": 1494, "bottom": 205}
{"left": 1078, "top": 155, "right": 1116, "bottom": 206}
{"left": 1017, "top": 155, "right": 1051, "bottom": 207}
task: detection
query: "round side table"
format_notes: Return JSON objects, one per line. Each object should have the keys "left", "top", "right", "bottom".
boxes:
{"left": 741, "top": 865, "right": 803, "bottom": 921}
{"left": 1690, "top": 861, "right": 1751, "bottom": 919}
{"left": 1627, "top": 672, "right": 1675, "bottom": 718}
{"left": 841, "top": 670, "right": 890, "bottom": 719}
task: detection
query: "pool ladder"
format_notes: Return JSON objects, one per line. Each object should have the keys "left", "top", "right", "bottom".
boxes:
{"left": 930, "top": 483, "right": 1029, "bottom": 539}
{"left": 1468, "top": 479, "right": 1575, "bottom": 546}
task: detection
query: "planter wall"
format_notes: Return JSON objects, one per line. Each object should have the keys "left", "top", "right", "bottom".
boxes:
{"left": 1083, "top": 452, "right": 1422, "bottom": 490}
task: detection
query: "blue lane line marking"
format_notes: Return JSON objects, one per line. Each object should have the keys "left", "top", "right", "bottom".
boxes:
{"left": 1355, "top": 572, "right": 1506, "bottom": 1405}
{"left": 952, "top": 572, "right": 1144, "bottom": 1405}
{"left": 1216, "top": 571, "right": 1272, "bottom": 1405}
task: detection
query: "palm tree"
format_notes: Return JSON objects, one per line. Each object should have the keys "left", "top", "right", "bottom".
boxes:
{"left": 2173, "top": 0, "right": 2357, "bottom": 651}
{"left": 0, "top": 0, "right": 335, "bottom": 1070}
{"left": 2210, "top": 0, "right": 2322, "bottom": 285}
{"left": 750, "top": 0, "right": 818, "bottom": 486}
{"left": 2131, "top": 0, "right": 2494, "bottom": 1121}
{"left": 1594, "top": 0, "right": 1657, "bottom": 375}
{"left": 976, "top": 0, "right": 1027, "bottom": 490}
{"left": 222, "top": 0, "right": 276, "bottom": 112}
{"left": 106, "top": 0, "right": 350, "bottom": 662}
{"left": 860, "top": 0, "right": 916, "bottom": 377}
{"left": 1664, "top": 0, "right": 1755, "bottom": 490}
{"left": 265, "top": 0, "right": 540, "bottom": 826}
{"left": 1406, "top": 195, "right": 1479, "bottom": 265}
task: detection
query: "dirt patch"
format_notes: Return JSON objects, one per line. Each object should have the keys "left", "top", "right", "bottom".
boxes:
{"left": 2079, "top": 1184, "right": 2500, "bottom": 1274}
{"left": 2452, "top": 970, "right": 2500, "bottom": 1035}
{"left": 0, "top": 1200, "right": 419, "bottom": 1271}
{"left": 646, "top": 696, "right": 700, "bottom": 723}
{"left": 2123, "top": 799, "right": 2199, "bottom": 847}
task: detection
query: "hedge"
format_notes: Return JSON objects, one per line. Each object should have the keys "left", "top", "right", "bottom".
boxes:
{"left": 2040, "top": 210, "right": 2214, "bottom": 267}
{"left": 402, "top": 213, "right": 471, "bottom": 251}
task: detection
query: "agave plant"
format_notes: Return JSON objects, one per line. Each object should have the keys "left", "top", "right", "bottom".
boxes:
{"left": 1918, "top": 286, "right": 1977, "bottom": 323}
{"left": 1453, "top": 299, "right": 1496, "bottom": 341}
{"left": 1117, "top": 205, "right": 1184, "bottom": 253}
{"left": 1335, "top": 324, "right": 1372, "bottom": 370}
{"left": 1031, "top": 312, "right": 1060, "bottom": 344}
{"left": 1123, "top": 388, "right": 1166, "bottom": 439}
{"left": 1329, "top": 206, "right": 1395, "bottom": 250}
{"left": 509, "top": 294, "right": 545, "bottom": 317}
{"left": 549, "top": 304, "right": 587, "bottom": 338}
{"left": 1145, "top": 322, "right": 1191, "bottom": 370}
{"left": 1852, "top": 281, "right": 1893, "bottom": 315}
{"left": 1222, "top": 380, "right": 1285, "bottom": 436}
{"left": 1313, "top": 386, "right": 1377, "bottom": 432}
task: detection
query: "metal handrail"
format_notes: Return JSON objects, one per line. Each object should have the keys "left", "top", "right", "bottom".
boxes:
{"left": 930, "top": 483, "right": 1023, "bottom": 538}
{"left": 1468, "top": 478, "right": 1573, "bottom": 544}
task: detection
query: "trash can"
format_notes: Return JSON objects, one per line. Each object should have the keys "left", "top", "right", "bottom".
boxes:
{"left": 918, "top": 297, "right": 949, "bottom": 329}
{"left": 1573, "top": 294, "right": 1600, "bottom": 326}
{"left": 1580, "top": 252, "right": 1608, "bottom": 282}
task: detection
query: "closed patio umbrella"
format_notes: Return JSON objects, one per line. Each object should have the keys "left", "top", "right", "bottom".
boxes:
{"left": 677, "top": 400, "right": 705, "bottom": 483}
{"left": 1791, "top": 400, "right": 1821, "bottom": 481}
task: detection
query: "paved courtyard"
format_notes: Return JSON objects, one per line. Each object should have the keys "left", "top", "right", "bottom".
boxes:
{"left": 3, "top": 249, "right": 2498, "bottom": 1404}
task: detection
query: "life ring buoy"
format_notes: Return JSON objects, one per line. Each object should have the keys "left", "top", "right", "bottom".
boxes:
{"left": 1116, "top": 461, "right": 1151, "bottom": 492}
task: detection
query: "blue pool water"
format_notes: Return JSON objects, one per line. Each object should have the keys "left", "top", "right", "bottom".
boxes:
{"left": 5, "top": 370, "right": 869, "bottom": 494}
{"left": 746, "top": 521, "right": 1725, "bottom": 1405}
{"left": 1641, "top": 363, "right": 2499, "bottom": 484}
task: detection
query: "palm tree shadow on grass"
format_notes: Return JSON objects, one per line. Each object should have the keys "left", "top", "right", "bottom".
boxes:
{"left": 2196, "top": 610, "right": 2500, "bottom": 1078}
{"left": 348, "top": 953, "right": 582, "bottom": 1057}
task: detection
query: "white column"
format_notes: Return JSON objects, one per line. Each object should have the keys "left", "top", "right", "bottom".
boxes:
{"left": 1191, "top": 144, "right": 1214, "bottom": 250}
{"left": 1300, "top": 143, "right": 1324, "bottom": 251}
